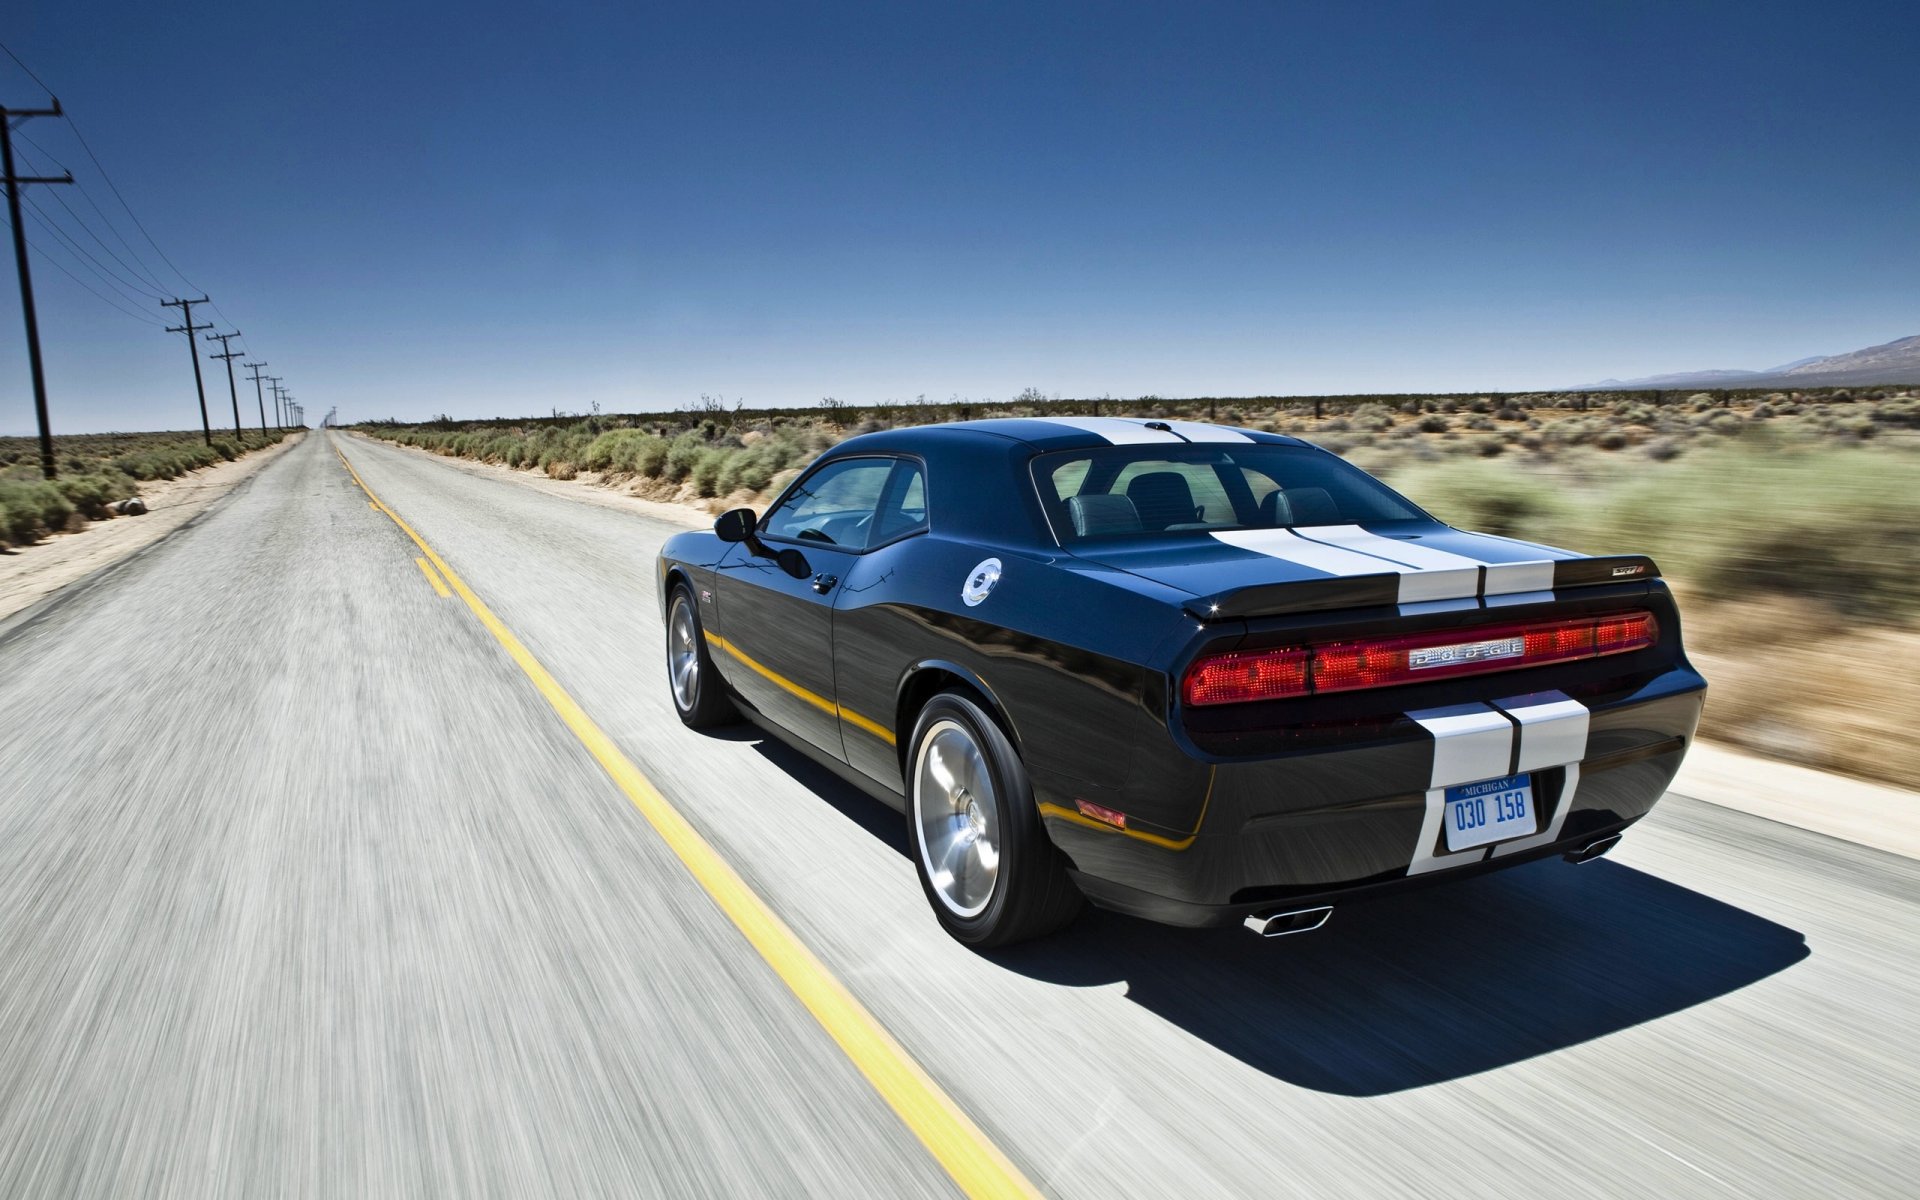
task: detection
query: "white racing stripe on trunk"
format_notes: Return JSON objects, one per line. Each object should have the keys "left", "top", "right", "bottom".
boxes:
{"left": 1035, "top": 417, "right": 1181, "bottom": 444}
{"left": 1213, "top": 528, "right": 1408, "bottom": 577}
{"left": 1406, "top": 702, "right": 1515, "bottom": 875}
{"left": 1483, "top": 560, "right": 1557, "bottom": 595}
{"left": 1214, "top": 528, "right": 1480, "bottom": 603}
{"left": 1292, "top": 524, "right": 1484, "bottom": 572}
{"left": 1160, "top": 420, "right": 1253, "bottom": 443}
{"left": 1496, "top": 690, "right": 1591, "bottom": 771}
{"left": 1411, "top": 703, "right": 1515, "bottom": 788}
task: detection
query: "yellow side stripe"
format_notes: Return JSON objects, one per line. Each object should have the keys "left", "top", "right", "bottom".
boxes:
{"left": 415, "top": 556, "right": 452, "bottom": 598}
{"left": 330, "top": 440, "right": 1031, "bottom": 1199}
{"left": 705, "top": 630, "right": 897, "bottom": 747}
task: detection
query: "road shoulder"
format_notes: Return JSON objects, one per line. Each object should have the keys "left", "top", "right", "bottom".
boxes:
{"left": 343, "top": 431, "right": 710, "bottom": 530}
{"left": 1670, "top": 739, "right": 1920, "bottom": 860}
{"left": 0, "top": 432, "right": 304, "bottom": 625}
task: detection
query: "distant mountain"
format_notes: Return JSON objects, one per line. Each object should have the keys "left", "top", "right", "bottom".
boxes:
{"left": 1574, "top": 334, "right": 1920, "bottom": 390}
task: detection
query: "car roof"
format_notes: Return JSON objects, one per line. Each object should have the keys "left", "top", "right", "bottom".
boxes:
{"left": 831, "top": 415, "right": 1308, "bottom": 455}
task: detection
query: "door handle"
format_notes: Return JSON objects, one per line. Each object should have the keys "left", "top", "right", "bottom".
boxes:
{"left": 811, "top": 573, "right": 838, "bottom": 595}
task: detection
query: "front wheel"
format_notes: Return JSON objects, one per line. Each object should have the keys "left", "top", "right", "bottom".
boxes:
{"left": 908, "top": 692, "right": 1082, "bottom": 948}
{"left": 666, "top": 584, "right": 738, "bottom": 728}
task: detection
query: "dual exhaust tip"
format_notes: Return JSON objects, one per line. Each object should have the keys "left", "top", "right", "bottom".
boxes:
{"left": 1243, "top": 905, "right": 1333, "bottom": 938}
{"left": 1563, "top": 834, "right": 1622, "bottom": 865}
{"left": 1244, "top": 835, "right": 1624, "bottom": 936}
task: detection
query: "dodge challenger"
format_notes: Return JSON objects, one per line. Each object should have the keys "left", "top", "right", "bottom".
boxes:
{"left": 657, "top": 417, "right": 1706, "bottom": 947}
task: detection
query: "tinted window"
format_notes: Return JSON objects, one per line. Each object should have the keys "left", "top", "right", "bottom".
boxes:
{"left": 870, "top": 462, "right": 928, "bottom": 544}
{"left": 763, "top": 457, "right": 896, "bottom": 549}
{"left": 1033, "top": 444, "right": 1427, "bottom": 543}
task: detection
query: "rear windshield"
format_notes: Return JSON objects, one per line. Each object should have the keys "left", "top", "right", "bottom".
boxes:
{"left": 1032, "top": 444, "right": 1428, "bottom": 544}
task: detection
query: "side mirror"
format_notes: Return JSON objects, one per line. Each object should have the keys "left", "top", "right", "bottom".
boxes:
{"left": 715, "top": 508, "right": 758, "bottom": 543}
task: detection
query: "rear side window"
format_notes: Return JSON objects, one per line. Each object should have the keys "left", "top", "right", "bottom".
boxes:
{"left": 1033, "top": 444, "right": 1426, "bottom": 543}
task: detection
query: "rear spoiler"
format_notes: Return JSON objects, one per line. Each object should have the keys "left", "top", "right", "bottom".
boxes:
{"left": 1182, "top": 555, "right": 1661, "bottom": 621}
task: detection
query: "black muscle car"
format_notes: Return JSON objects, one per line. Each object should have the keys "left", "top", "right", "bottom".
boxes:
{"left": 657, "top": 417, "right": 1706, "bottom": 947}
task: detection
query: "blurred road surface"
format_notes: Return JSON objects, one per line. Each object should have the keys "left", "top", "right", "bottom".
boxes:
{"left": 0, "top": 430, "right": 1913, "bottom": 1198}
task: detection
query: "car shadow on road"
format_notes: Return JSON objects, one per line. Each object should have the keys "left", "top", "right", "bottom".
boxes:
{"left": 710, "top": 725, "right": 1809, "bottom": 1097}
{"left": 988, "top": 857, "right": 1809, "bottom": 1096}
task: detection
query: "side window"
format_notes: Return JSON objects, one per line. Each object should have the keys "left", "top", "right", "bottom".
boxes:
{"left": 762, "top": 458, "right": 895, "bottom": 550}
{"left": 871, "top": 462, "right": 928, "bottom": 544}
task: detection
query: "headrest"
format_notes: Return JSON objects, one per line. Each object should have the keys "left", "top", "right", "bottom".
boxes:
{"left": 1281, "top": 486, "right": 1340, "bottom": 526}
{"left": 1068, "top": 493, "right": 1142, "bottom": 537}
{"left": 1125, "top": 471, "right": 1199, "bottom": 530}
{"left": 1258, "top": 489, "right": 1293, "bottom": 526}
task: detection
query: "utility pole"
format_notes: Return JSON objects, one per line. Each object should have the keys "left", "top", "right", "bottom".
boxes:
{"left": 243, "top": 361, "right": 268, "bottom": 431}
{"left": 266, "top": 376, "right": 283, "bottom": 427}
{"left": 2, "top": 97, "right": 75, "bottom": 479}
{"left": 160, "top": 296, "right": 214, "bottom": 444}
{"left": 206, "top": 330, "right": 245, "bottom": 440}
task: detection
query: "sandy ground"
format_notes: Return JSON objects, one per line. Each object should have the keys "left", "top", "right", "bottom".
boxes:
{"left": 0, "top": 433, "right": 304, "bottom": 623}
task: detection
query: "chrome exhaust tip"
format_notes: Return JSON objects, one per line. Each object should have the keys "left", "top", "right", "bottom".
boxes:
{"left": 1564, "top": 834, "right": 1623, "bottom": 865}
{"left": 1243, "top": 905, "right": 1334, "bottom": 937}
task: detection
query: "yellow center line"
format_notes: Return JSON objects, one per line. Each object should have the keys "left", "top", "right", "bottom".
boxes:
{"left": 415, "top": 556, "right": 452, "bottom": 598}
{"left": 330, "top": 437, "right": 1038, "bottom": 1200}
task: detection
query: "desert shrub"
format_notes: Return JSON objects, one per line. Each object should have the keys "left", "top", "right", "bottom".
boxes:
{"left": 0, "top": 478, "right": 76, "bottom": 545}
{"left": 690, "top": 448, "right": 728, "bottom": 497}
{"left": 1463, "top": 415, "right": 1496, "bottom": 432}
{"left": 1594, "top": 430, "right": 1629, "bottom": 451}
{"left": 54, "top": 470, "right": 137, "bottom": 519}
{"left": 1387, "top": 460, "right": 1568, "bottom": 538}
{"left": 583, "top": 428, "right": 656, "bottom": 472}
{"left": 1577, "top": 446, "right": 1920, "bottom": 620}
{"left": 664, "top": 431, "right": 708, "bottom": 481}
{"left": 1477, "top": 440, "right": 1505, "bottom": 457}
{"left": 1417, "top": 414, "right": 1450, "bottom": 433}
{"left": 1350, "top": 403, "right": 1395, "bottom": 432}
{"left": 1645, "top": 438, "right": 1684, "bottom": 462}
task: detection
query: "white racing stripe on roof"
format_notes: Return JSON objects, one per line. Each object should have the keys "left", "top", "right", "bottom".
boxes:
{"left": 1161, "top": 420, "right": 1253, "bottom": 443}
{"left": 1035, "top": 417, "right": 1182, "bottom": 444}
{"left": 1213, "top": 528, "right": 1481, "bottom": 604}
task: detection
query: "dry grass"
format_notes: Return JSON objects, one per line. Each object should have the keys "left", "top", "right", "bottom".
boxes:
{"left": 1684, "top": 597, "right": 1920, "bottom": 790}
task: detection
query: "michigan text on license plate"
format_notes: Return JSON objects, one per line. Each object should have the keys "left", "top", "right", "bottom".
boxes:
{"left": 1444, "top": 774, "right": 1537, "bottom": 851}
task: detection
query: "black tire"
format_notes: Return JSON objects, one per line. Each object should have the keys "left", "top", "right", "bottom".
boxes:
{"left": 666, "top": 583, "right": 738, "bottom": 729}
{"left": 907, "top": 692, "right": 1083, "bottom": 948}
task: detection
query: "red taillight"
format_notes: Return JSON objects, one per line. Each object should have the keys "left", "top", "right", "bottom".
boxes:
{"left": 1182, "top": 646, "right": 1311, "bottom": 706}
{"left": 1182, "top": 611, "right": 1657, "bottom": 707}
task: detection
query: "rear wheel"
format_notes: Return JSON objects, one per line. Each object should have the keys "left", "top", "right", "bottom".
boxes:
{"left": 666, "top": 584, "right": 737, "bottom": 728}
{"left": 908, "top": 692, "right": 1082, "bottom": 948}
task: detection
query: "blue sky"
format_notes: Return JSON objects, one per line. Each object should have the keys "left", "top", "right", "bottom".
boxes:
{"left": 2, "top": 1, "right": 1916, "bottom": 431}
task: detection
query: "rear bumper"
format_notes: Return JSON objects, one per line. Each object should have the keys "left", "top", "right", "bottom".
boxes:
{"left": 1040, "top": 668, "right": 1705, "bottom": 928}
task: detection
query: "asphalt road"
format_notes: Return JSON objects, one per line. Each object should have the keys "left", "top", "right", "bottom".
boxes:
{"left": 0, "top": 429, "right": 1913, "bottom": 1198}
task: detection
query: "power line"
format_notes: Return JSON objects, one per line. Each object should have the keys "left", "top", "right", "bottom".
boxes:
{"left": 0, "top": 208, "right": 169, "bottom": 326}
{"left": 13, "top": 125, "right": 175, "bottom": 295}
{"left": 1, "top": 39, "right": 234, "bottom": 327}
{"left": 12, "top": 137, "right": 170, "bottom": 297}
{"left": 20, "top": 190, "right": 168, "bottom": 304}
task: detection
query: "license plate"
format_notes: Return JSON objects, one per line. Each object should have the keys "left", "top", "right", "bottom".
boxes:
{"left": 1444, "top": 774, "right": 1537, "bottom": 851}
